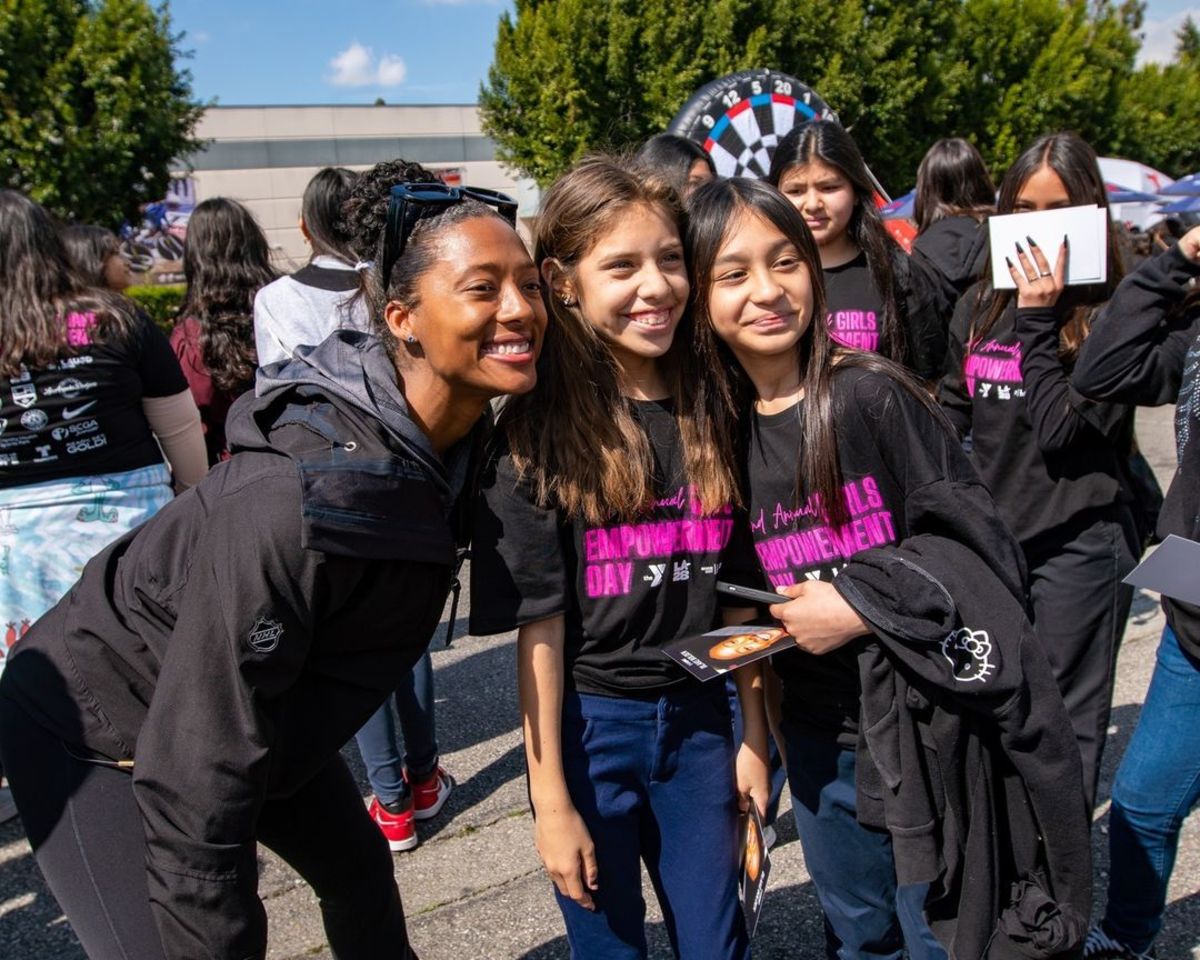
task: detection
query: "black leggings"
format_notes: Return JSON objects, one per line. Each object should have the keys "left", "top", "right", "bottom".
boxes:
{"left": 0, "top": 692, "right": 417, "bottom": 960}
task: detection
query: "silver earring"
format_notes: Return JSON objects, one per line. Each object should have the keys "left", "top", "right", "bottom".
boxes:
{"left": 406, "top": 335, "right": 417, "bottom": 344}
{"left": 561, "top": 296, "right": 575, "bottom": 307}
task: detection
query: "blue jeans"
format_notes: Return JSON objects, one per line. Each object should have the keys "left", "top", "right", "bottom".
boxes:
{"left": 354, "top": 650, "right": 438, "bottom": 806}
{"left": 783, "top": 724, "right": 947, "bottom": 960}
{"left": 1103, "top": 625, "right": 1200, "bottom": 952}
{"left": 555, "top": 686, "right": 749, "bottom": 960}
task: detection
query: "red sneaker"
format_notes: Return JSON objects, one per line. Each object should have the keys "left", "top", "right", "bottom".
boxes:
{"left": 411, "top": 767, "right": 454, "bottom": 821}
{"left": 368, "top": 796, "right": 418, "bottom": 852}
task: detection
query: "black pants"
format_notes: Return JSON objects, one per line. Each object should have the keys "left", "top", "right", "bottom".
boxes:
{"left": 1025, "top": 509, "right": 1138, "bottom": 812}
{"left": 0, "top": 693, "right": 417, "bottom": 960}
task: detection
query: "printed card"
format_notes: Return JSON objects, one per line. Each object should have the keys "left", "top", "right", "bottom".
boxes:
{"left": 741, "top": 803, "right": 772, "bottom": 939}
{"left": 662, "top": 623, "right": 796, "bottom": 681}
{"left": 1124, "top": 535, "right": 1200, "bottom": 606}
{"left": 988, "top": 204, "right": 1108, "bottom": 289}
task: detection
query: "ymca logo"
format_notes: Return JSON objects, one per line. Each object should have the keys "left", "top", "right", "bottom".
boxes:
{"left": 247, "top": 617, "right": 284, "bottom": 653}
{"left": 941, "top": 628, "right": 996, "bottom": 684}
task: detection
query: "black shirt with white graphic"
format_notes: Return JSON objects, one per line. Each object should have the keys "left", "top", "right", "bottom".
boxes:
{"left": 470, "top": 400, "right": 736, "bottom": 697}
{"left": 0, "top": 312, "right": 187, "bottom": 488}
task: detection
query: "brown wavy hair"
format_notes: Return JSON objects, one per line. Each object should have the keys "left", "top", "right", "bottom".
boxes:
{"left": 499, "top": 155, "right": 736, "bottom": 524}
{"left": 179, "top": 197, "right": 277, "bottom": 393}
{"left": 969, "top": 132, "right": 1124, "bottom": 364}
{"left": 687, "top": 177, "right": 944, "bottom": 529}
{"left": 0, "top": 190, "right": 135, "bottom": 378}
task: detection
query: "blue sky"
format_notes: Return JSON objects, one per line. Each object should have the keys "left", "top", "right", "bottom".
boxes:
{"left": 169, "top": 0, "right": 1200, "bottom": 106}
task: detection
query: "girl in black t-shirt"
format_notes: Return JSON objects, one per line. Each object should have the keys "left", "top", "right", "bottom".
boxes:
{"left": 470, "top": 157, "right": 766, "bottom": 959}
{"left": 937, "top": 132, "right": 1139, "bottom": 812}
{"left": 767, "top": 120, "right": 947, "bottom": 380}
{"left": 685, "top": 177, "right": 1032, "bottom": 959}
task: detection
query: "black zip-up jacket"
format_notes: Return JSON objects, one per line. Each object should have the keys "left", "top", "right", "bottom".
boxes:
{"left": 835, "top": 538, "right": 1091, "bottom": 960}
{"left": 1, "top": 331, "right": 471, "bottom": 959}
{"left": 1072, "top": 242, "right": 1200, "bottom": 658}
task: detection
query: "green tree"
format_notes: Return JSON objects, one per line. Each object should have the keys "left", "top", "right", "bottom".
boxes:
{"left": 1111, "top": 16, "right": 1200, "bottom": 177}
{"left": 481, "top": 0, "right": 1148, "bottom": 191}
{"left": 0, "top": 0, "right": 204, "bottom": 226}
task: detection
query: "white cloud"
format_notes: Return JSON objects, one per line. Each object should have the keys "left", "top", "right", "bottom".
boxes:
{"left": 1137, "top": 8, "right": 1200, "bottom": 66}
{"left": 327, "top": 42, "right": 407, "bottom": 88}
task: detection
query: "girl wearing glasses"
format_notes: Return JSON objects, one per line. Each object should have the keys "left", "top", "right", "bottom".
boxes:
{"left": 0, "top": 161, "right": 546, "bottom": 960}
{"left": 470, "top": 156, "right": 768, "bottom": 959}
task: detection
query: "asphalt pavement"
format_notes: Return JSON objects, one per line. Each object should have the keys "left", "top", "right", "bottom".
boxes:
{"left": 2, "top": 405, "right": 1198, "bottom": 959}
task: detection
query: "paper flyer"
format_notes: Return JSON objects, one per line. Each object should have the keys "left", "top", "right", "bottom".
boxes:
{"left": 989, "top": 204, "right": 1108, "bottom": 289}
{"left": 741, "top": 803, "right": 772, "bottom": 938}
{"left": 662, "top": 623, "right": 796, "bottom": 681}
{"left": 1123, "top": 534, "right": 1200, "bottom": 606}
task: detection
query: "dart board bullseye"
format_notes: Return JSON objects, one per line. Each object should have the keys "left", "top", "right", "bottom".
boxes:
{"left": 668, "top": 69, "right": 839, "bottom": 180}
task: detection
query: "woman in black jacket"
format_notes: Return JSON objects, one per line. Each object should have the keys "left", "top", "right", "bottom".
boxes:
{"left": 0, "top": 165, "right": 547, "bottom": 960}
{"left": 1071, "top": 225, "right": 1200, "bottom": 960}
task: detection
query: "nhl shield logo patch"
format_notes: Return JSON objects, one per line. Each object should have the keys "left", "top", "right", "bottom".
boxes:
{"left": 248, "top": 617, "right": 284, "bottom": 653}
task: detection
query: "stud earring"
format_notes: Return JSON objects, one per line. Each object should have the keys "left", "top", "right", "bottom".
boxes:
{"left": 560, "top": 296, "right": 575, "bottom": 307}
{"left": 406, "top": 335, "right": 417, "bottom": 344}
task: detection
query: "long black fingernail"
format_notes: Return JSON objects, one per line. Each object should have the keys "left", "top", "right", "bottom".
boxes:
{"left": 1026, "top": 235, "right": 1038, "bottom": 248}
{"left": 1063, "top": 233, "right": 1069, "bottom": 248}
{"left": 1015, "top": 240, "right": 1025, "bottom": 254}
{"left": 1005, "top": 256, "right": 1014, "bottom": 269}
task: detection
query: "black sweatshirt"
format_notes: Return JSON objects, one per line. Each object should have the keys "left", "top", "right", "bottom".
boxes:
{"left": 1073, "top": 243, "right": 1200, "bottom": 658}
{"left": 939, "top": 291, "right": 1134, "bottom": 545}
{"left": 0, "top": 331, "right": 470, "bottom": 960}
{"left": 836, "top": 537, "right": 1091, "bottom": 959}
{"left": 911, "top": 214, "right": 989, "bottom": 301}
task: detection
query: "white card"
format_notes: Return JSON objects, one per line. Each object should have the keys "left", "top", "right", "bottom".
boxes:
{"left": 988, "top": 204, "right": 1108, "bottom": 289}
{"left": 1124, "top": 535, "right": 1200, "bottom": 606}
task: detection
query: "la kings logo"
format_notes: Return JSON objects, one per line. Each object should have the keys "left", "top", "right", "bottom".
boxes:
{"left": 248, "top": 617, "right": 284, "bottom": 653}
{"left": 941, "top": 628, "right": 996, "bottom": 683}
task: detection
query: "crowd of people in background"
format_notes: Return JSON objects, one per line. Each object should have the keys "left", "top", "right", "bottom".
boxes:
{"left": 0, "top": 117, "right": 1196, "bottom": 960}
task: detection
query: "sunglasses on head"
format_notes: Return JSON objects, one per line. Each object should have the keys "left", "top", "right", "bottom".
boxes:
{"left": 380, "top": 182, "right": 519, "bottom": 288}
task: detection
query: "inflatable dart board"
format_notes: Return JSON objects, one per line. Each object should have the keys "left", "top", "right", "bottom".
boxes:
{"left": 668, "top": 69, "right": 839, "bottom": 180}
{"left": 668, "top": 69, "right": 916, "bottom": 249}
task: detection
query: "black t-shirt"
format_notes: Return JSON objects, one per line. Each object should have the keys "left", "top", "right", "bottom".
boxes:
{"left": 0, "top": 313, "right": 187, "bottom": 488}
{"left": 724, "top": 365, "right": 989, "bottom": 747}
{"left": 470, "top": 400, "right": 736, "bottom": 697}
{"left": 939, "top": 293, "right": 1133, "bottom": 545}
{"left": 824, "top": 252, "right": 886, "bottom": 354}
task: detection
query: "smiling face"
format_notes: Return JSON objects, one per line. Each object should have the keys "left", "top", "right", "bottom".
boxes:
{"left": 775, "top": 158, "right": 856, "bottom": 251}
{"left": 386, "top": 215, "right": 547, "bottom": 400}
{"left": 709, "top": 627, "right": 788, "bottom": 661}
{"left": 704, "top": 209, "right": 815, "bottom": 364}
{"left": 1012, "top": 164, "right": 1072, "bottom": 213}
{"left": 564, "top": 202, "right": 689, "bottom": 373}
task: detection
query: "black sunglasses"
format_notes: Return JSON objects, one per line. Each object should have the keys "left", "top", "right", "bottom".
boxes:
{"left": 380, "top": 182, "right": 519, "bottom": 288}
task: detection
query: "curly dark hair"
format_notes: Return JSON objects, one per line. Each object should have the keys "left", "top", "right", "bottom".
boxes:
{"left": 339, "top": 159, "right": 511, "bottom": 358}
{"left": 0, "top": 190, "right": 135, "bottom": 378}
{"left": 179, "top": 197, "right": 278, "bottom": 393}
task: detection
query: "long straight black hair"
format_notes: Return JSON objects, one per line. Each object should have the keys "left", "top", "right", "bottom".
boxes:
{"left": 914, "top": 138, "right": 995, "bottom": 233}
{"left": 0, "top": 190, "right": 134, "bottom": 378}
{"left": 301, "top": 167, "right": 359, "bottom": 264}
{"left": 969, "top": 132, "right": 1123, "bottom": 364}
{"left": 179, "top": 197, "right": 277, "bottom": 393}
{"left": 686, "top": 177, "right": 942, "bottom": 528}
{"left": 768, "top": 120, "right": 908, "bottom": 368}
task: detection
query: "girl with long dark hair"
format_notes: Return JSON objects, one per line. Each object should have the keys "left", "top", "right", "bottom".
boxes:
{"left": 60, "top": 223, "right": 135, "bottom": 292}
{"left": 470, "top": 156, "right": 767, "bottom": 958}
{"left": 687, "top": 175, "right": 1090, "bottom": 960}
{"left": 172, "top": 197, "right": 278, "bottom": 463}
{"left": 1072, "top": 224, "right": 1200, "bottom": 960}
{"left": 635, "top": 133, "right": 717, "bottom": 201}
{"left": 938, "top": 131, "right": 1139, "bottom": 812}
{"left": 911, "top": 138, "right": 995, "bottom": 299}
{"left": 767, "top": 120, "right": 947, "bottom": 379}
{"left": 0, "top": 190, "right": 205, "bottom": 664}
{"left": 254, "top": 166, "right": 369, "bottom": 366}
{"left": 0, "top": 163, "right": 547, "bottom": 960}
